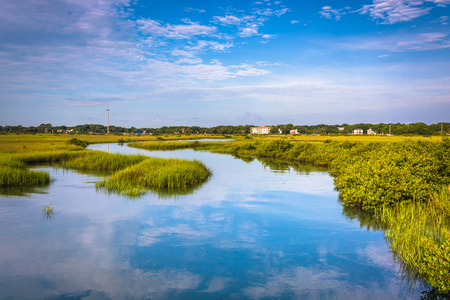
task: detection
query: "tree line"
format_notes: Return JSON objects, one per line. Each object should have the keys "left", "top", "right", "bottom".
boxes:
{"left": 0, "top": 122, "right": 448, "bottom": 136}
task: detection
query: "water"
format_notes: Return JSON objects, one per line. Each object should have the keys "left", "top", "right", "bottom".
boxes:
{"left": 0, "top": 144, "right": 424, "bottom": 299}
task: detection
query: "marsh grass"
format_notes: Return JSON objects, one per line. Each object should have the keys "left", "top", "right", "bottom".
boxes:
{"left": 0, "top": 134, "right": 212, "bottom": 197}
{"left": 42, "top": 202, "right": 54, "bottom": 219}
{"left": 96, "top": 157, "right": 211, "bottom": 197}
{"left": 129, "top": 141, "right": 229, "bottom": 151}
{"left": 58, "top": 151, "right": 148, "bottom": 174}
{"left": 378, "top": 185, "right": 450, "bottom": 293}
{"left": 0, "top": 165, "right": 51, "bottom": 187}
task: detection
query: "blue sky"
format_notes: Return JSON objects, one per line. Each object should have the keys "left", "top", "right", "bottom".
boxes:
{"left": 0, "top": 0, "right": 449, "bottom": 127}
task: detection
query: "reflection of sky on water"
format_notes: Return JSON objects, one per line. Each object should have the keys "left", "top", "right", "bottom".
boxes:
{"left": 0, "top": 144, "right": 423, "bottom": 299}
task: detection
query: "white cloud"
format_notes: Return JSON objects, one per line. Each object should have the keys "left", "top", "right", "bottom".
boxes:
{"left": 184, "top": 7, "right": 206, "bottom": 13}
{"left": 177, "top": 57, "right": 204, "bottom": 65}
{"left": 321, "top": 0, "right": 449, "bottom": 24}
{"left": 213, "top": 15, "right": 246, "bottom": 26}
{"left": 357, "top": 0, "right": 450, "bottom": 24}
{"left": 291, "top": 20, "right": 300, "bottom": 24}
{"left": 171, "top": 49, "right": 196, "bottom": 57}
{"left": 320, "top": 6, "right": 351, "bottom": 21}
{"left": 137, "top": 19, "right": 217, "bottom": 39}
{"left": 185, "top": 41, "right": 234, "bottom": 52}
{"left": 143, "top": 58, "right": 269, "bottom": 81}
{"left": 340, "top": 32, "right": 450, "bottom": 52}
{"left": 239, "top": 26, "right": 260, "bottom": 37}
{"left": 253, "top": 7, "right": 290, "bottom": 17}
{"left": 262, "top": 34, "right": 277, "bottom": 39}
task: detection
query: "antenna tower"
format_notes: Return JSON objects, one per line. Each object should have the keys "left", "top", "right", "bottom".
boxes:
{"left": 106, "top": 106, "right": 110, "bottom": 134}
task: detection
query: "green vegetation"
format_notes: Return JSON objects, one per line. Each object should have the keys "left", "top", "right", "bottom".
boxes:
{"left": 380, "top": 193, "right": 450, "bottom": 293}
{"left": 129, "top": 140, "right": 226, "bottom": 151}
{"left": 96, "top": 157, "right": 211, "bottom": 197}
{"left": 59, "top": 152, "right": 147, "bottom": 174}
{"left": 66, "top": 138, "right": 89, "bottom": 148}
{"left": 42, "top": 203, "right": 54, "bottom": 219}
{"left": 0, "top": 156, "right": 51, "bottom": 189}
{"left": 0, "top": 136, "right": 212, "bottom": 197}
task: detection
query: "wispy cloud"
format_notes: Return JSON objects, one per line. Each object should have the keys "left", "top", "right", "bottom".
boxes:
{"left": 212, "top": 1, "right": 289, "bottom": 39}
{"left": 339, "top": 32, "right": 450, "bottom": 52}
{"left": 143, "top": 59, "right": 269, "bottom": 81}
{"left": 252, "top": 7, "right": 290, "bottom": 17}
{"left": 320, "top": 0, "right": 450, "bottom": 24}
{"left": 185, "top": 40, "right": 234, "bottom": 52}
{"left": 320, "top": 6, "right": 351, "bottom": 21}
{"left": 184, "top": 7, "right": 206, "bottom": 13}
{"left": 358, "top": 0, "right": 432, "bottom": 24}
{"left": 213, "top": 15, "right": 249, "bottom": 26}
{"left": 137, "top": 19, "right": 217, "bottom": 39}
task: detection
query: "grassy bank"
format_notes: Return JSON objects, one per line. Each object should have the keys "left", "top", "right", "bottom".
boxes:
{"left": 96, "top": 157, "right": 211, "bottom": 197}
{"left": 0, "top": 136, "right": 212, "bottom": 197}
{"left": 379, "top": 189, "right": 450, "bottom": 292}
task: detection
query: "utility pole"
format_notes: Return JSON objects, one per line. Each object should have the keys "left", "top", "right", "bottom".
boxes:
{"left": 442, "top": 121, "right": 444, "bottom": 136}
{"left": 106, "top": 106, "right": 110, "bottom": 134}
{"left": 389, "top": 124, "right": 392, "bottom": 136}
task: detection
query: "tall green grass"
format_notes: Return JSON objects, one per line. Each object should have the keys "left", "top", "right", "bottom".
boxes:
{"left": 96, "top": 157, "right": 211, "bottom": 197}
{"left": 0, "top": 148, "right": 212, "bottom": 197}
{"left": 58, "top": 151, "right": 147, "bottom": 174}
{"left": 378, "top": 185, "right": 450, "bottom": 293}
{"left": 0, "top": 156, "right": 51, "bottom": 188}
{"left": 0, "top": 165, "right": 50, "bottom": 187}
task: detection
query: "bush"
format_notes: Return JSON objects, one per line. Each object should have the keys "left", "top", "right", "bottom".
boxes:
{"left": 66, "top": 138, "right": 89, "bottom": 148}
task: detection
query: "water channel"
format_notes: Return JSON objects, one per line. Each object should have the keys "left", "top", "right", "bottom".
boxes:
{"left": 0, "top": 143, "right": 424, "bottom": 299}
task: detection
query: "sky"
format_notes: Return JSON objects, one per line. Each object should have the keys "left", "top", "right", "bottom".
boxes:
{"left": 0, "top": 0, "right": 449, "bottom": 127}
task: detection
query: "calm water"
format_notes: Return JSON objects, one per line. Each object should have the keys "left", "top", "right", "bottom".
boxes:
{"left": 0, "top": 144, "right": 424, "bottom": 299}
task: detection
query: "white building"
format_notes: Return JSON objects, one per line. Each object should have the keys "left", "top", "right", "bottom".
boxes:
{"left": 367, "top": 128, "right": 376, "bottom": 135}
{"left": 251, "top": 126, "right": 273, "bottom": 134}
{"left": 353, "top": 128, "right": 363, "bottom": 135}
{"left": 290, "top": 129, "right": 298, "bottom": 134}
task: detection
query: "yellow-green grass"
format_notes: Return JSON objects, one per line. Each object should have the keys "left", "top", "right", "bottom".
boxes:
{"left": 0, "top": 135, "right": 212, "bottom": 196}
{"left": 0, "top": 133, "right": 440, "bottom": 154}
{"left": 249, "top": 134, "right": 442, "bottom": 142}
{"left": 0, "top": 134, "right": 237, "bottom": 153}
{"left": 128, "top": 140, "right": 235, "bottom": 152}
{"left": 0, "top": 165, "right": 50, "bottom": 187}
